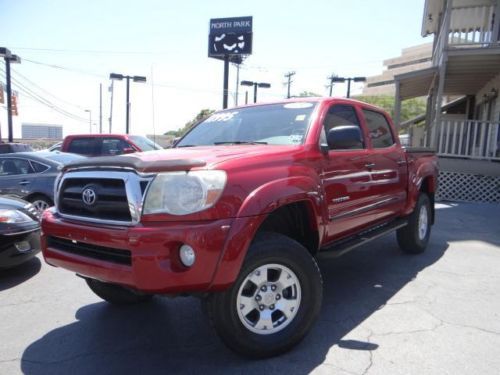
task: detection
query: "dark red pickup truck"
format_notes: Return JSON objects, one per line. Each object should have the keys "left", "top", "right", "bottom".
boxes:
{"left": 41, "top": 98, "right": 438, "bottom": 358}
{"left": 60, "top": 134, "right": 161, "bottom": 156}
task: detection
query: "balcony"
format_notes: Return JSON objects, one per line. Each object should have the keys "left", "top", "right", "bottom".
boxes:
{"left": 437, "top": 119, "right": 500, "bottom": 161}
{"left": 433, "top": 3, "right": 499, "bottom": 65}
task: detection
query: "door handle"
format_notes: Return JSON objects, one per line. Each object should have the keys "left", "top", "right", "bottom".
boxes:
{"left": 364, "top": 163, "right": 376, "bottom": 169}
{"left": 397, "top": 159, "right": 407, "bottom": 166}
{"left": 19, "top": 180, "right": 30, "bottom": 185}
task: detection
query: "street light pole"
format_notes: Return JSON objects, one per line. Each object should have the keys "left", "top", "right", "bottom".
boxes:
{"left": 331, "top": 76, "right": 366, "bottom": 98}
{"left": 125, "top": 76, "right": 130, "bottom": 134}
{"left": 110, "top": 73, "right": 146, "bottom": 134}
{"left": 241, "top": 80, "right": 271, "bottom": 104}
{"left": 1, "top": 48, "right": 21, "bottom": 143}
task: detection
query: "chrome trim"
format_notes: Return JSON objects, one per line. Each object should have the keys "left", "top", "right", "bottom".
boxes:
{"left": 56, "top": 170, "right": 154, "bottom": 226}
{"left": 3, "top": 227, "right": 40, "bottom": 236}
{"left": 329, "top": 196, "right": 401, "bottom": 221}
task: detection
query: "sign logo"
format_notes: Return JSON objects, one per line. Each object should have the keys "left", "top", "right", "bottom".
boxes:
{"left": 208, "top": 16, "right": 253, "bottom": 59}
{"left": 82, "top": 187, "right": 97, "bottom": 206}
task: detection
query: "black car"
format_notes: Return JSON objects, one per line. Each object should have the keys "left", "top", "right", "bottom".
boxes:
{"left": 0, "top": 151, "right": 85, "bottom": 214}
{"left": 0, "top": 143, "right": 33, "bottom": 154}
{"left": 0, "top": 196, "right": 41, "bottom": 269}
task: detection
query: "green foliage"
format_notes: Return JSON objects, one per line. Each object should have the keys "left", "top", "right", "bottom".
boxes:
{"left": 354, "top": 95, "right": 427, "bottom": 123}
{"left": 164, "top": 108, "right": 215, "bottom": 137}
{"left": 297, "top": 91, "right": 321, "bottom": 97}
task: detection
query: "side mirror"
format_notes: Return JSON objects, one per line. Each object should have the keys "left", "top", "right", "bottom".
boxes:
{"left": 327, "top": 125, "right": 363, "bottom": 150}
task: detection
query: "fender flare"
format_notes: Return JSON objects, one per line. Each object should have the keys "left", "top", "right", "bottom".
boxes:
{"left": 209, "top": 176, "right": 324, "bottom": 290}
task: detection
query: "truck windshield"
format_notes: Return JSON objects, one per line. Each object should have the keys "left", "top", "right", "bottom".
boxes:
{"left": 176, "top": 102, "right": 317, "bottom": 147}
{"left": 129, "top": 136, "right": 163, "bottom": 151}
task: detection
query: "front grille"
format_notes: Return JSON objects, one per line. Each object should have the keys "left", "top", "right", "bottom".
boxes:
{"left": 58, "top": 178, "right": 131, "bottom": 222}
{"left": 47, "top": 236, "right": 132, "bottom": 266}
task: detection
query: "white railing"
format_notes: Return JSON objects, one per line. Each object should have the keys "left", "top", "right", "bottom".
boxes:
{"left": 448, "top": 5, "right": 497, "bottom": 47}
{"left": 433, "top": 4, "right": 499, "bottom": 66}
{"left": 437, "top": 120, "right": 500, "bottom": 161}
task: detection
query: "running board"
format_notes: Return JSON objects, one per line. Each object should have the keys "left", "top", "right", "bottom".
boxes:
{"left": 317, "top": 219, "right": 408, "bottom": 259}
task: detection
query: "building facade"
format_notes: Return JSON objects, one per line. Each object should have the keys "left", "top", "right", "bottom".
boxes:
{"left": 363, "top": 43, "right": 432, "bottom": 96}
{"left": 22, "top": 123, "right": 63, "bottom": 140}
{"left": 394, "top": 0, "right": 500, "bottom": 203}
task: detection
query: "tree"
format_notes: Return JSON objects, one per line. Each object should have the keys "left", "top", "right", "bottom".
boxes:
{"left": 297, "top": 91, "right": 321, "bottom": 97}
{"left": 354, "top": 95, "right": 427, "bottom": 124}
{"left": 164, "top": 108, "right": 215, "bottom": 137}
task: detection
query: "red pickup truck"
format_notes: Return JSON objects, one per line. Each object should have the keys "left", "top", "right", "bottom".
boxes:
{"left": 41, "top": 98, "right": 438, "bottom": 358}
{"left": 60, "top": 134, "right": 162, "bottom": 156}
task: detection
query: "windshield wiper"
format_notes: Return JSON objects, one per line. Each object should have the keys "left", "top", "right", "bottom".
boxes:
{"left": 213, "top": 141, "right": 268, "bottom": 145}
{"left": 176, "top": 144, "right": 197, "bottom": 148}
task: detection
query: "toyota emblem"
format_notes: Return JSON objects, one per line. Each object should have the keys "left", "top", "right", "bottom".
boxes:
{"left": 82, "top": 187, "right": 97, "bottom": 206}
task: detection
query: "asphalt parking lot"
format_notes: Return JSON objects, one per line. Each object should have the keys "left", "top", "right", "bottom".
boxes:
{"left": 1, "top": 202, "right": 499, "bottom": 375}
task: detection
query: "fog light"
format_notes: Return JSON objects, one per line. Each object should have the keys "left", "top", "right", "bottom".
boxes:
{"left": 179, "top": 244, "right": 196, "bottom": 267}
{"left": 15, "top": 241, "right": 31, "bottom": 253}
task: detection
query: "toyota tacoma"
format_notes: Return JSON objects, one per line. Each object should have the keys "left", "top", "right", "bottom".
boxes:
{"left": 41, "top": 98, "right": 438, "bottom": 358}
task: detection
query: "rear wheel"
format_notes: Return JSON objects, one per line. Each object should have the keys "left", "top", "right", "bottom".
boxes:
{"left": 397, "top": 193, "right": 432, "bottom": 254}
{"left": 86, "top": 278, "right": 153, "bottom": 305}
{"left": 206, "top": 232, "right": 322, "bottom": 358}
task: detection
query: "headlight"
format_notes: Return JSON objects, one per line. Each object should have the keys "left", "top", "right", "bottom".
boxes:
{"left": 0, "top": 209, "right": 34, "bottom": 224}
{"left": 143, "top": 170, "right": 227, "bottom": 215}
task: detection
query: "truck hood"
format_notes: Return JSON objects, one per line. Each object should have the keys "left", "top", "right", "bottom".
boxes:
{"left": 62, "top": 145, "right": 297, "bottom": 173}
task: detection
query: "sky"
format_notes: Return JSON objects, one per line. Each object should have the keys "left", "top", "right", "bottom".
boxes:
{"left": 0, "top": 0, "right": 430, "bottom": 139}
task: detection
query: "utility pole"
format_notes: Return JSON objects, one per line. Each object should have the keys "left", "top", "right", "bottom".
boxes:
{"left": 326, "top": 73, "right": 337, "bottom": 96}
{"left": 99, "top": 83, "right": 102, "bottom": 134}
{"left": 284, "top": 71, "right": 296, "bottom": 99}
{"left": 108, "top": 80, "right": 114, "bottom": 133}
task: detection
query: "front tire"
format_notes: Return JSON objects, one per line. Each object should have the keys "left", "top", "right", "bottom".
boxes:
{"left": 397, "top": 193, "right": 432, "bottom": 254}
{"left": 206, "top": 232, "right": 322, "bottom": 358}
{"left": 86, "top": 278, "right": 153, "bottom": 305}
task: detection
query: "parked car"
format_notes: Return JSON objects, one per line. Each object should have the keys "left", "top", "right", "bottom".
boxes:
{"left": 0, "top": 151, "right": 85, "bottom": 214}
{"left": 0, "top": 196, "right": 41, "bottom": 269}
{"left": 60, "top": 134, "right": 162, "bottom": 156}
{"left": 48, "top": 142, "right": 62, "bottom": 152}
{"left": 0, "top": 143, "right": 33, "bottom": 154}
{"left": 41, "top": 98, "right": 438, "bottom": 358}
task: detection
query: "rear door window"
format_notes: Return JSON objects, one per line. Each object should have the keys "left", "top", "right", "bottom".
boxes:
{"left": 0, "top": 158, "right": 35, "bottom": 175}
{"left": 31, "top": 161, "right": 50, "bottom": 173}
{"left": 101, "top": 138, "right": 130, "bottom": 155}
{"left": 362, "top": 109, "right": 395, "bottom": 148}
{"left": 68, "top": 138, "right": 100, "bottom": 155}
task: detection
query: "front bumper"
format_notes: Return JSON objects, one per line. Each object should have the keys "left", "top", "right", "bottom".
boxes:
{"left": 41, "top": 210, "right": 235, "bottom": 293}
{"left": 0, "top": 229, "right": 41, "bottom": 269}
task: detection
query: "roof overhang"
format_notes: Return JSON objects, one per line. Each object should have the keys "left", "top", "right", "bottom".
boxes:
{"left": 394, "top": 67, "right": 438, "bottom": 99}
{"left": 444, "top": 49, "right": 500, "bottom": 95}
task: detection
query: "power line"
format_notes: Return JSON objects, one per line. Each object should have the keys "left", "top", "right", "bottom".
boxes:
{"left": 14, "top": 85, "right": 88, "bottom": 123}
{"left": 23, "top": 58, "right": 105, "bottom": 79}
{"left": 1, "top": 67, "right": 87, "bottom": 117}
{"left": 10, "top": 67, "right": 87, "bottom": 111}
{"left": 0, "top": 69, "right": 88, "bottom": 123}
{"left": 11, "top": 47, "right": 176, "bottom": 55}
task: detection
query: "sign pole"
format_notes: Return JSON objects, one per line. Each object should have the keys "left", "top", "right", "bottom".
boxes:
{"left": 208, "top": 16, "right": 253, "bottom": 110}
{"left": 223, "top": 55, "right": 229, "bottom": 109}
